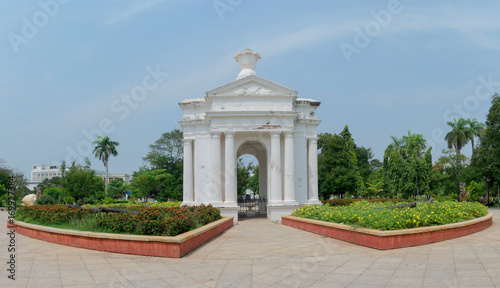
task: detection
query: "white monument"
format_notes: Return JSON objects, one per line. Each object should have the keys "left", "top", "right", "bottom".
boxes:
{"left": 179, "top": 49, "right": 321, "bottom": 222}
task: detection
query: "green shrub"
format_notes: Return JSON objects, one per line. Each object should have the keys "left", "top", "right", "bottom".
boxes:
{"left": 0, "top": 194, "right": 8, "bottom": 207}
{"left": 83, "top": 197, "right": 97, "bottom": 205}
{"left": 36, "top": 195, "right": 57, "bottom": 205}
{"left": 43, "top": 187, "right": 63, "bottom": 201}
{"left": 96, "top": 205, "right": 221, "bottom": 236}
{"left": 321, "top": 198, "right": 404, "bottom": 207}
{"left": 64, "top": 196, "right": 75, "bottom": 204}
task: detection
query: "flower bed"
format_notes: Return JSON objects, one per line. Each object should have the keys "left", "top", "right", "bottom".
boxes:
{"left": 293, "top": 201, "right": 488, "bottom": 230}
{"left": 284, "top": 201, "right": 492, "bottom": 249}
{"left": 15, "top": 204, "right": 221, "bottom": 236}
{"left": 321, "top": 198, "right": 404, "bottom": 207}
{"left": 11, "top": 217, "right": 233, "bottom": 257}
{"left": 83, "top": 201, "right": 181, "bottom": 209}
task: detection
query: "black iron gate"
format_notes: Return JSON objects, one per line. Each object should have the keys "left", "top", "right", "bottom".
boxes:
{"left": 238, "top": 196, "right": 267, "bottom": 218}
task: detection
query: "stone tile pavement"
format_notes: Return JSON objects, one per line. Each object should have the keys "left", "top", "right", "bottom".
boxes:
{"left": 1, "top": 209, "right": 500, "bottom": 287}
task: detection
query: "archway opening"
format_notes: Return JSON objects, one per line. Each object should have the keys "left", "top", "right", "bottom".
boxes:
{"left": 236, "top": 141, "right": 268, "bottom": 218}
{"left": 237, "top": 154, "right": 259, "bottom": 200}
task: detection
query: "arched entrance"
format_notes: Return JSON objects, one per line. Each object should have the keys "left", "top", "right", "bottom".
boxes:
{"left": 236, "top": 141, "right": 268, "bottom": 218}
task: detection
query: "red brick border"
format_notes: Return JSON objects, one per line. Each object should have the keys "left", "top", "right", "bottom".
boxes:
{"left": 10, "top": 217, "right": 233, "bottom": 258}
{"left": 282, "top": 213, "right": 493, "bottom": 250}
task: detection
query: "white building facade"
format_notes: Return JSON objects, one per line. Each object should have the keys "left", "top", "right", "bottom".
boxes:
{"left": 179, "top": 49, "right": 321, "bottom": 222}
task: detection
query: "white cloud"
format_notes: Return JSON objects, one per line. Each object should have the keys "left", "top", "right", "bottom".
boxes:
{"left": 106, "top": 0, "right": 165, "bottom": 25}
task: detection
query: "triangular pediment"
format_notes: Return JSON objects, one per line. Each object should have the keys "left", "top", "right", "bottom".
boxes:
{"left": 206, "top": 75, "right": 298, "bottom": 97}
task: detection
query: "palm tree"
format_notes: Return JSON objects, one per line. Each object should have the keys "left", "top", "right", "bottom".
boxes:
{"left": 467, "top": 118, "right": 485, "bottom": 157}
{"left": 93, "top": 136, "right": 119, "bottom": 195}
{"left": 445, "top": 118, "right": 472, "bottom": 155}
{"left": 403, "top": 130, "right": 427, "bottom": 159}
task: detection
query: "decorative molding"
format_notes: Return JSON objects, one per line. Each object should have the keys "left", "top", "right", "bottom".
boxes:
{"left": 230, "top": 84, "right": 276, "bottom": 95}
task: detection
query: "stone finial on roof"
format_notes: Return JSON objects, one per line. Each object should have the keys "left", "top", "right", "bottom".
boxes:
{"left": 234, "top": 49, "right": 261, "bottom": 80}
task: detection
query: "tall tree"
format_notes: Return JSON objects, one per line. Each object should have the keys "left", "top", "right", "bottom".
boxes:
{"left": 93, "top": 136, "right": 119, "bottom": 195}
{"left": 384, "top": 132, "right": 432, "bottom": 197}
{"left": 473, "top": 93, "right": 500, "bottom": 185}
{"left": 318, "top": 126, "right": 362, "bottom": 199}
{"left": 143, "top": 129, "right": 183, "bottom": 173}
{"left": 61, "top": 162, "right": 105, "bottom": 203}
{"left": 467, "top": 118, "right": 485, "bottom": 157}
{"left": 445, "top": 118, "right": 472, "bottom": 155}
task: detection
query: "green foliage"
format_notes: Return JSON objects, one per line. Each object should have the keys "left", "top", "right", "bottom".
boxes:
{"left": 430, "top": 150, "right": 469, "bottom": 199}
{"left": 93, "top": 136, "right": 120, "bottom": 195}
{"left": 61, "top": 163, "right": 105, "bottom": 203}
{"left": 83, "top": 201, "right": 181, "bottom": 209}
{"left": 107, "top": 179, "right": 130, "bottom": 199}
{"left": 473, "top": 93, "right": 500, "bottom": 186}
{"left": 64, "top": 196, "right": 75, "bottom": 204}
{"left": 321, "top": 198, "right": 404, "bottom": 206}
{"left": 467, "top": 118, "right": 485, "bottom": 156}
{"left": 17, "top": 204, "right": 221, "bottom": 237}
{"left": 0, "top": 194, "right": 8, "bottom": 207}
{"left": 237, "top": 159, "right": 257, "bottom": 196}
{"left": 383, "top": 131, "right": 432, "bottom": 197}
{"left": 143, "top": 129, "right": 183, "bottom": 173}
{"left": 36, "top": 195, "right": 57, "bottom": 205}
{"left": 292, "top": 201, "right": 488, "bottom": 231}
{"left": 318, "top": 126, "right": 365, "bottom": 199}
{"left": 17, "top": 205, "right": 99, "bottom": 225}
{"left": 131, "top": 169, "right": 162, "bottom": 200}
{"left": 445, "top": 118, "right": 472, "bottom": 155}
{"left": 466, "top": 180, "right": 484, "bottom": 201}
{"left": 43, "top": 187, "right": 63, "bottom": 201}
{"left": 37, "top": 177, "right": 62, "bottom": 192}
{"left": 141, "top": 129, "right": 184, "bottom": 200}
{"left": 96, "top": 205, "right": 221, "bottom": 236}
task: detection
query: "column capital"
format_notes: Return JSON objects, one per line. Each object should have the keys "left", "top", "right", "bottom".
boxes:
{"left": 284, "top": 131, "right": 295, "bottom": 137}
{"left": 270, "top": 131, "right": 282, "bottom": 137}
{"left": 210, "top": 131, "right": 221, "bottom": 137}
{"left": 224, "top": 131, "right": 235, "bottom": 137}
{"left": 183, "top": 138, "right": 193, "bottom": 143}
{"left": 308, "top": 136, "right": 318, "bottom": 142}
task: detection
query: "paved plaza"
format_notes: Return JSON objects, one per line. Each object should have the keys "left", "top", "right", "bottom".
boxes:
{"left": 1, "top": 210, "right": 500, "bottom": 288}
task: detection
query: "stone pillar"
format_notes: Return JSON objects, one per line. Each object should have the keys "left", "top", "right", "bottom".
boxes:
{"left": 224, "top": 132, "right": 237, "bottom": 206}
{"left": 284, "top": 132, "right": 297, "bottom": 204}
{"left": 210, "top": 132, "right": 223, "bottom": 206}
{"left": 182, "top": 138, "right": 194, "bottom": 205}
{"left": 270, "top": 132, "right": 283, "bottom": 205}
{"left": 308, "top": 137, "right": 321, "bottom": 204}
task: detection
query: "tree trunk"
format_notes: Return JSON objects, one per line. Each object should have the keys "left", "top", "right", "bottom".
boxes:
{"left": 105, "top": 160, "right": 108, "bottom": 196}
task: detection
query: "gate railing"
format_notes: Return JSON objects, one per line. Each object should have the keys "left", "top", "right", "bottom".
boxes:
{"left": 237, "top": 197, "right": 267, "bottom": 218}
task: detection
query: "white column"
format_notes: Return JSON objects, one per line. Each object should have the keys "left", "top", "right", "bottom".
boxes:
{"left": 210, "top": 132, "right": 223, "bottom": 206}
{"left": 182, "top": 138, "right": 193, "bottom": 205}
{"left": 224, "top": 132, "right": 237, "bottom": 206}
{"left": 308, "top": 137, "right": 321, "bottom": 204}
{"left": 284, "top": 132, "right": 297, "bottom": 205}
{"left": 270, "top": 132, "right": 283, "bottom": 205}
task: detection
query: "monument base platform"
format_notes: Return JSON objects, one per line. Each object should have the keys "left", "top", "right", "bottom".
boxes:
{"left": 268, "top": 205, "right": 300, "bottom": 223}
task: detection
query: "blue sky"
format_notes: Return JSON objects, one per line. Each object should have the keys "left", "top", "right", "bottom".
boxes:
{"left": 1, "top": 0, "right": 500, "bottom": 178}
